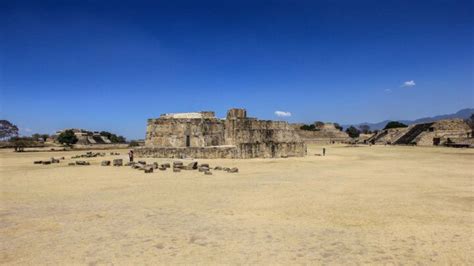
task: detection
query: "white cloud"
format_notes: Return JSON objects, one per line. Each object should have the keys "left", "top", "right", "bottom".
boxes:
{"left": 384, "top": 89, "right": 392, "bottom": 93}
{"left": 401, "top": 80, "right": 416, "bottom": 87}
{"left": 275, "top": 110, "right": 292, "bottom": 117}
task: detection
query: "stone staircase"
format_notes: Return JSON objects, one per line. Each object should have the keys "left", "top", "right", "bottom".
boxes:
{"left": 394, "top": 123, "right": 434, "bottom": 145}
{"left": 368, "top": 130, "right": 388, "bottom": 144}
{"left": 92, "top": 135, "right": 106, "bottom": 144}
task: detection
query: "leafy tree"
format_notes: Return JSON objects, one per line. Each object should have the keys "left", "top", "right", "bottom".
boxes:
{"left": 333, "top": 123, "right": 343, "bottom": 131}
{"left": 100, "top": 131, "right": 126, "bottom": 143}
{"left": 314, "top": 121, "right": 325, "bottom": 130}
{"left": 10, "top": 137, "right": 35, "bottom": 152}
{"left": 300, "top": 124, "right": 316, "bottom": 131}
{"left": 129, "top": 140, "right": 140, "bottom": 147}
{"left": 359, "top": 125, "right": 371, "bottom": 134}
{"left": 0, "top": 120, "right": 19, "bottom": 140}
{"left": 31, "top": 133, "right": 41, "bottom": 140}
{"left": 57, "top": 130, "right": 78, "bottom": 146}
{"left": 32, "top": 133, "right": 50, "bottom": 141}
{"left": 383, "top": 121, "right": 408, "bottom": 130}
{"left": 116, "top": 136, "right": 126, "bottom": 143}
{"left": 345, "top": 126, "right": 361, "bottom": 138}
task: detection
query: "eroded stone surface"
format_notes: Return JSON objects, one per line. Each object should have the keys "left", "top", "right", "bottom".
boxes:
{"left": 135, "top": 108, "right": 306, "bottom": 159}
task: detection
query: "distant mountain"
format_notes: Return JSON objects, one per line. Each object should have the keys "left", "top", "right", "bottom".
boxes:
{"left": 343, "top": 108, "right": 474, "bottom": 130}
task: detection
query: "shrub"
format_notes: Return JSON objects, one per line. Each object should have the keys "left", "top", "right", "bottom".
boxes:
{"left": 10, "top": 137, "right": 36, "bottom": 152}
{"left": 300, "top": 124, "right": 316, "bottom": 131}
{"left": 345, "top": 126, "right": 361, "bottom": 138}
{"left": 57, "top": 130, "right": 78, "bottom": 146}
{"left": 129, "top": 140, "right": 140, "bottom": 147}
{"left": 384, "top": 121, "right": 408, "bottom": 130}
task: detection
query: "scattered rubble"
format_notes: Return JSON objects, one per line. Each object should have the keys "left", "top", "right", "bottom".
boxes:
{"left": 33, "top": 154, "right": 239, "bottom": 175}
{"left": 71, "top": 152, "right": 106, "bottom": 159}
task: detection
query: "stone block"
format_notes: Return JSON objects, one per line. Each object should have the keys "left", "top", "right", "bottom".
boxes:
{"left": 228, "top": 167, "right": 239, "bottom": 173}
{"left": 144, "top": 167, "right": 153, "bottom": 173}
{"left": 187, "top": 161, "right": 198, "bottom": 169}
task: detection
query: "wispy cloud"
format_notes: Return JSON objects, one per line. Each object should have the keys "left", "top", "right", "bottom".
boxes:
{"left": 275, "top": 110, "right": 291, "bottom": 117}
{"left": 384, "top": 89, "right": 392, "bottom": 93}
{"left": 401, "top": 80, "right": 416, "bottom": 87}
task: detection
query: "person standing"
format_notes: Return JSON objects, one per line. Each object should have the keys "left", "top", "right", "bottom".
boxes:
{"left": 323, "top": 148, "right": 326, "bottom": 156}
{"left": 128, "top": 150, "right": 134, "bottom": 162}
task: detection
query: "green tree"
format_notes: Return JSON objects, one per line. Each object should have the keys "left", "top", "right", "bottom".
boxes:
{"left": 116, "top": 136, "right": 126, "bottom": 143}
{"left": 10, "top": 137, "right": 35, "bottom": 152}
{"left": 314, "top": 121, "right": 325, "bottom": 130}
{"left": 333, "top": 123, "right": 343, "bottom": 131}
{"left": 31, "top": 133, "right": 41, "bottom": 141}
{"left": 383, "top": 121, "right": 408, "bottom": 130}
{"left": 0, "top": 120, "right": 19, "bottom": 140}
{"left": 129, "top": 140, "right": 140, "bottom": 147}
{"left": 345, "top": 126, "right": 361, "bottom": 138}
{"left": 300, "top": 124, "right": 316, "bottom": 131}
{"left": 100, "top": 131, "right": 126, "bottom": 143}
{"left": 31, "top": 133, "right": 49, "bottom": 141}
{"left": 57, "top": 130, "right": 78, "bottom": 146}
{"left": 359, "top": 125, "right": 371, "bottom": 134}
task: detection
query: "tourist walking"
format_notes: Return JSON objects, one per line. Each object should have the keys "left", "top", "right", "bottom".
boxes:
{"left": 128, "top": 150, "right": 134, "bottom": 162}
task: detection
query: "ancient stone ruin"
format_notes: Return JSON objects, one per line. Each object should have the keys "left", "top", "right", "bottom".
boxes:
{"left": 134, "top": 108, "right": 307, "bottom": 158}
{"left": 368, "top": 119, "right": 472, "bottom": 147}
{"left": 292, "top": 122, "right": 350, "bottom": 144}
{"left": 55, "top": 129, "right": 112, "bottom": 145}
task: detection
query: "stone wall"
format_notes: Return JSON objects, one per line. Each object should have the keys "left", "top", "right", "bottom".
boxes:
{"left": 237, "top": 142, "right": 306, "bottom": 158}
{"left": 414, "top": 119, "right": 472, "bottom": 146}
{"left": 145, "top": 116, "right": 225, "bottom": 148}
{"left": 293, "top": 123, "right": 349, "bottom": 144}
{"left": 225, "top": 110, "right": 306, "bottom": 158}
{"left": 369, "top": 119, "right": 472, "bottom": 147}
{"left": 138, "top": 108, "right": 306, "bottom": 158}
{"left": 368, "top": 127, "right": 411, "bottom": 145}
{"left": 134, "top": 146, "right": 237, "bottom": 159}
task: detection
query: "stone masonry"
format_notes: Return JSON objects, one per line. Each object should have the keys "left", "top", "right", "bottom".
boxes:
{"left": 134, "top": 108, "right": 307, "bottom": 158}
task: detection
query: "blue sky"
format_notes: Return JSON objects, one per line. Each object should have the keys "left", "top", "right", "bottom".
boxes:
{"left": 1, "top": 0, "right": 472, "bottom": 139}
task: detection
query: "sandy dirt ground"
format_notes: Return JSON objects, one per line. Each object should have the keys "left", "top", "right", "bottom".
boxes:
{"left": 0, "top": 144, "right": 472, "bottom": 264}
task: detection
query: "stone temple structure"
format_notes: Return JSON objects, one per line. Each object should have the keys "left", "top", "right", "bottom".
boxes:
{"left": 55, "top": 129, "right": 112, "bottom": 145}
{"left": 367, "top": 119, "right": 472, "bottom": 147}
{"left": 292, "top": 123, "right": 350, "bottom": 144}
{"left": 134, "top": 108, "right": 307, "bottom": 158}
